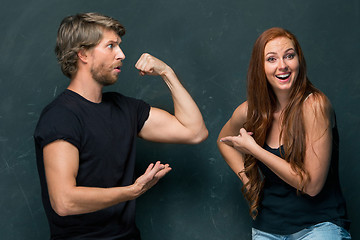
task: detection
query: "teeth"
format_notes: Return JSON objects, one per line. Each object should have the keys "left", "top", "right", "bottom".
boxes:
{"left": 277, "top": 74, "right": 290, "bottom": 77}
{"left": 276, "top": 73, "right": 290, "bottom": 79}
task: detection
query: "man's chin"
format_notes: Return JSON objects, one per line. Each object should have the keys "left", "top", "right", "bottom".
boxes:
{"left": 102, "top": 80, "right": 117, "bottom": 87}
{"left": 96, "top": 76, "right": 118, "bottom": 87}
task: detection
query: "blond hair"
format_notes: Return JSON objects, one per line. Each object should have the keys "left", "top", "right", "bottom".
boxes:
{"left": 55, "top": 12, "right": 125, "bottom": 78}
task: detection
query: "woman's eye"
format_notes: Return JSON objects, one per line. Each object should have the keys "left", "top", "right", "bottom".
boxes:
{"left": 267, "top": 57, "right": 276, "bottom": 62}
{"left": 107, "top": 44, "right": 113, "bottom": 49}
{"left": 285, "top": 53, "right": 295, "bottom": 59}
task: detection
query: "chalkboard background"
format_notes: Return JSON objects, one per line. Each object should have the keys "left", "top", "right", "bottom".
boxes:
{"left": 0, "top": 0, "right": 359, "bottom": 239}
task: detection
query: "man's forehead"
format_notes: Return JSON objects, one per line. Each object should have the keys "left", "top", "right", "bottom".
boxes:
{"left": 101, "top": 29, "right": 122, "bottom": 44}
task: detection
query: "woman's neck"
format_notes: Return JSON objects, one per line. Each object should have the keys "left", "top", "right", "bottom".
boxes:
{"left": 275, "top": 91, "right": 290, "bottom": 112}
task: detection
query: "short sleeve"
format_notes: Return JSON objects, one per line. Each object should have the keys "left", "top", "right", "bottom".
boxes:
{"left": 136, "top": 99, "right": 150, "bottom": 133}
{"left": 34, "top": 105, "right": 82, "bottom": 150}
{"left": 103, "top": 92, "right": 150, "bottom": 134}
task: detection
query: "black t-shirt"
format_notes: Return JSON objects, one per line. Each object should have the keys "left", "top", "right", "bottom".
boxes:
{"left": 252, "top": 122, "right": 350, "bottom": 235}
{"left": 34, "top": 89, "right": 150, "bottom": 239}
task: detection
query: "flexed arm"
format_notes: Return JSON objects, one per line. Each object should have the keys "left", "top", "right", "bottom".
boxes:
{"left": 136, "top": 53, "right": 208, "bottom": 144}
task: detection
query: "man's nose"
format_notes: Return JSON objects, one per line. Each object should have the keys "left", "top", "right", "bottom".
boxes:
{"left": 115, "top": 46, "right": 125, "bottom": 60}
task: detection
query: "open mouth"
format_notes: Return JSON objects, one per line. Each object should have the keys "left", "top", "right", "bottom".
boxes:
{"left": 276, "top": 73, "right": 291, "bottom": 80}
{"left": 114, "top": 65, "right": 122, "bottom": 72}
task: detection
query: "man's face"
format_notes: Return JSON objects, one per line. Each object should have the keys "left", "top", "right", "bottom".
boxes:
{"left": 89, "top": 29, "right": 125, "bottom": 86}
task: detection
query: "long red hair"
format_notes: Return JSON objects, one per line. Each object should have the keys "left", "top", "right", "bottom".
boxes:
{"left": 243, "top": 27, "right": 323, "bottom": 219}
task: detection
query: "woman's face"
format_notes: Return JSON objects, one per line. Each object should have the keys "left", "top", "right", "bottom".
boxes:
{"left": 264, "top": 37, "right": 299, "bottom": 95}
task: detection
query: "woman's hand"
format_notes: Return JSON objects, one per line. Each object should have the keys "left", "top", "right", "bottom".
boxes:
{"left": 220, "top": 128, "right": 256, "bottom": 155}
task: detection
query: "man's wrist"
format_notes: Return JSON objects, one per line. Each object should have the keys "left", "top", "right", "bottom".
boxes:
{"left": 160, "top": 65, "right": 175, "bottom": 78}
{"left": 128, "top": 181, "right": 144, "bottom": 200}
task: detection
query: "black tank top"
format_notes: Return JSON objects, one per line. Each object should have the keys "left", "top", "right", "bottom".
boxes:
{"left": 252, "top": 122, "right": 350, "bottom": 235}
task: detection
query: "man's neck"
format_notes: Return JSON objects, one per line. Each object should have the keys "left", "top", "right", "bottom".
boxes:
{"left": 68, "top": 74, "right": 103, "bottom": 103}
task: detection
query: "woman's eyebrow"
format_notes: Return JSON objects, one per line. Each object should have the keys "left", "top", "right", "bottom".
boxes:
{"left": 285, "top": 48, "right": 295, "bottom": 53}
{"left": 265, "top": 51, "right": 277, "bottom": 56}
{"left": 265, "top": 48, "right": 295, "bottom": 56}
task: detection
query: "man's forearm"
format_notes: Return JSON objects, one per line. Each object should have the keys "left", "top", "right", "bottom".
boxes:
{"left": 161, "top": 67, "right": 208, "bottom": 142}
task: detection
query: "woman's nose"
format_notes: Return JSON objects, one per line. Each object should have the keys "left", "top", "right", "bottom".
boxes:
{"left": 278, "top": 59, "right": 288, "bottom": 70}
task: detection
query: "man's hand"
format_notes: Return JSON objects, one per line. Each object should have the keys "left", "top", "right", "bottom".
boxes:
{"left": 135, "top": 53, "right": 169, "bottom": 76}
{"left": 132, "top": 161, "right": 172, "bottom": 197}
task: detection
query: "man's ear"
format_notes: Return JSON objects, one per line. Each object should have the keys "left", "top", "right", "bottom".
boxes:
{"left": 78, "top": 48, "right": 89, "bottom": 63}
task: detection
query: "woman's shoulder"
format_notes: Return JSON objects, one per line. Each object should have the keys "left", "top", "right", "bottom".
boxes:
{"left": 302, "top": 92, "right": 334, "bottom": 126}
{"left": 234, "top": 101, "right": 248, "bottom": 115}
{"left": 230, "top": 101, "right": 248, "bottom": 125}
{"left": 303, "top": 92, "right": 332, "bottom": 112}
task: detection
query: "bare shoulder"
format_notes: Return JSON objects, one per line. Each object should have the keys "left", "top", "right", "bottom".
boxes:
{"left": 303, "top": 92, "right": 333, "bottom": 128}
{"left": 229, "top": 101, "right": 248, "bottom": 128}
{"left": 218, "top": 101, "right": 248, "bottom": 139}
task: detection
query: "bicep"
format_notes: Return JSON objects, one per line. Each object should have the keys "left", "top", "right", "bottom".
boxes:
{"left": 138, "top": 107, "right": 196, "bottom": 143}
{"left": 43, "top": 140, "right": 79, "bottom": 204}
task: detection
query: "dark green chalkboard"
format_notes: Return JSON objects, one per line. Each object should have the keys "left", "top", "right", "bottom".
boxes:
{"left": 0, "top": 0, "right": 359, "bottom": 239}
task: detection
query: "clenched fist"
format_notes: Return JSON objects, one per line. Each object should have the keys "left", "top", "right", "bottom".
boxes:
{"left": 135, "top": 53, "right": 169, "bottom": 76}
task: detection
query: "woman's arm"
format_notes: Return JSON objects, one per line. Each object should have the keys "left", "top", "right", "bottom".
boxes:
{"left": 220, "top": 94, "right": 333, "bottom": 196}
{"left": 217, "top": 102, "right": 249, "bottom": 185}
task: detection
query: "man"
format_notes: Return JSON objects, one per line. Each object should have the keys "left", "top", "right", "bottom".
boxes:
{"left": 34, "top": 12, "right": 208, "bottom": 239}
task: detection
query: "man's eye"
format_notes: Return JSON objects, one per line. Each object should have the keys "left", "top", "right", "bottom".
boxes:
{"left": 107, "top": 44, "right": 113, "bottom": 49}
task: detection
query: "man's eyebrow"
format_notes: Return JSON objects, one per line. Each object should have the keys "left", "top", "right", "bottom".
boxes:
{"left": 105, "top": 39, "right": 121, "bottom": 45}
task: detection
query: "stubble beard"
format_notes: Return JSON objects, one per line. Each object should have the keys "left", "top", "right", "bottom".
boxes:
{"left": 91, "top": 62, "right": 118, "bottom": 87}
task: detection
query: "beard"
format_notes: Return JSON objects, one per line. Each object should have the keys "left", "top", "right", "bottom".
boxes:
{"left": 90, "top": 62, "right": 118, "bottom": 86}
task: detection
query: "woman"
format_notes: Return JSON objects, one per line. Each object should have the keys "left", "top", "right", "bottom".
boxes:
{"left": 217, "top": 27, "right": 351, "bottom": 239}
